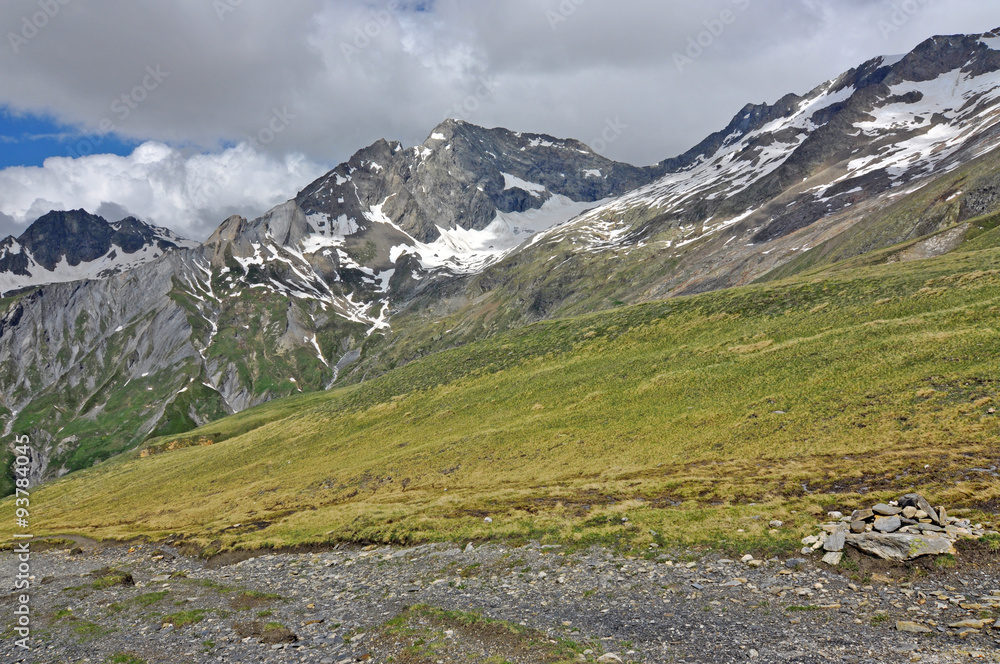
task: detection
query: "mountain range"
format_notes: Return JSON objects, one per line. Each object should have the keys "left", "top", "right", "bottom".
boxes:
{"left": 3, "top": 28, "right": 1000, "bottom": 491}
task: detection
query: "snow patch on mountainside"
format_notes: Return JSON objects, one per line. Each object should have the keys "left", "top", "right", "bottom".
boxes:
{"left": 222, "top": 237, "right": 393, "bottom": 335}
{"left": 533, "top": 59, "right": 1000, "bottom": 259}
{"left": 298, "top": 213, "right": 361, "bottom": 254}
{"left": 391, "top": 195, "right": 608, "bottom": 274}
{"left": 502, "top": 173, "right": 547, "bottom": 196}
{"left": 586, "top": 80, "right": 864, "bottom": 220}
{"left": 758, "top": 81, "right": 856, "bottom": 134}
{"left": 842, "top": 67, "right": 1000, "bottom": 182}
{"left": 0, "top": 240, "right": 185, "bottom": 296}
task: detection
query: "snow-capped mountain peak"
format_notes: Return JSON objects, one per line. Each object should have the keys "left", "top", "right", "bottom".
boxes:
{"left": 0, "top": 209, "right": 197, "bottom": 296}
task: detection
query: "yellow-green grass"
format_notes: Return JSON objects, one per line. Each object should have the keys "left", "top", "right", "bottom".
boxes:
{"left": 5, "top": 246, "right": 1000, "bottom": 555}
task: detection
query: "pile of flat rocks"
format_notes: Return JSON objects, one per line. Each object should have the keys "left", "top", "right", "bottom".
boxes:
{"left": 801, "top": 493, "right": 997, "bottom": 565}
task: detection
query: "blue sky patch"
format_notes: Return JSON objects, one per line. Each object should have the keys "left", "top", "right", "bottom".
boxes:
{"left": 0, "top": 108, "right": 138, "bottom": 168}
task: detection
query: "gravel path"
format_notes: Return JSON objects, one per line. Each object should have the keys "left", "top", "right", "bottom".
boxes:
{"left": 2, "top": 539, "right": 999, "bottom": 663}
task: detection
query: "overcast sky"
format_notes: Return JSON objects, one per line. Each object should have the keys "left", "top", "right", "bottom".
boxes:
{"left": 0, "top": 0, "right": 997, "bottom": 240}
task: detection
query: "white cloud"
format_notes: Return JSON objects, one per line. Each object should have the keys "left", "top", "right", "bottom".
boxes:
{"left": 1, "top": 1, "right": 997, "bottom": 170}
{"left": 0, "top": 0, "right": 997, "bottom": 236}
{"left": 0, "top": 210, "right": 19, "bottom": 238}
{"left": 0, "top": 142, "right": 328, "bottom": 240}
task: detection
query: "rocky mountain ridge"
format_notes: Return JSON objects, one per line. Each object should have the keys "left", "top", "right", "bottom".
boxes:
{"left": 473, "top": 29, "right": 1000, "bottom": 302}
{"left": 340, "top": 28, "right": 1000, "bottom": 382}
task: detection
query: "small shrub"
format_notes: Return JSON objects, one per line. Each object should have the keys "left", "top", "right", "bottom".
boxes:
{"left": 134, "top": 591, "right": 168, "bottom": 607}
{"left": 234, "top": 620, "right": 297, "bottom": 644}
{"left": 89, "top": 568, "right": 135, "bottom": 589}
{"left": 162, "top": 610, "right": 207, "bottom": 628}
{"left": 934, "top": 554, "right": 957, "bottom": 569}
{"left": 459, "top": 563, "right": 481, "bottom": 578}
{"left": 73, "top": 621, "right": 114, "bottom": 641}
{"left": 104, "top": 655, "right": 146, "bottom": 664}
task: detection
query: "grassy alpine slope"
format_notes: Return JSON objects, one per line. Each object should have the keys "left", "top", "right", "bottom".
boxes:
{"left": 4, "top": 241, "right": 1000, "bottom": 554}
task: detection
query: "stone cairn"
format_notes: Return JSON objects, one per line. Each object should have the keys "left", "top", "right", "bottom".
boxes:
{"left": 801, "top": 493, "right": 996, "bottom": 565}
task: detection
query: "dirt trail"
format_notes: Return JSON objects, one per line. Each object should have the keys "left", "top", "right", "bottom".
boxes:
{"left": 3, "top": 539, "right": 999, "bottom": 663}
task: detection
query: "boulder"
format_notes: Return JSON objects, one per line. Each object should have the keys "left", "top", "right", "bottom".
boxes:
{"left": 873, "top": 515, "right": 902, "bottom": 533}
{"left": 872, "top": 504, "right": 901, "bottom": 516}
{"left": 934, "top": 505, "right": 947, "bottom": 525}
{"left": 851, "top": 508, "right": 874, "bottom": 522}
{"left": 896, "top": 621, "right": 932, "bottom": 634}
{"left": 845, "top": 533, "right": 956, "bottom": 561}
{"left": 949, "top": 619, "right": 991, "bottom": 630}
{"left": 900, "top": 493, "right": 940, "bottom": 524}
{"left": 824, "top": 524, "right": 848, "bottom": 552}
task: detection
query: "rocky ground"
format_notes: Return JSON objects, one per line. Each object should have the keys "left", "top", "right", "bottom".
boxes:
{"left": 2, "top": 537, "right": 999, "bottom": 664}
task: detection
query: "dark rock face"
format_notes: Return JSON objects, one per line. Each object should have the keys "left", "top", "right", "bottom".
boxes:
{"left": 0, "top": 210, "right": 194, "bottom": 297}
{"left": 5, "top": 210, "right": 182, "bottom": 271}
{"left": 0, "top": 237, "right": 28, "bottom": 276}
{"left": 888, "top": 32, "right": 1000, "bottom": 83}
{"left": 16, "top": 210, "right": 116, "bottom": 270}
{"left": 295, "top": 120, "right": 655, "bottom": 244}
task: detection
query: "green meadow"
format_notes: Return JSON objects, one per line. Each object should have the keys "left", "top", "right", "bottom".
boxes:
{"left": 5, "top": 241, "right": 1000, "bottom": 555}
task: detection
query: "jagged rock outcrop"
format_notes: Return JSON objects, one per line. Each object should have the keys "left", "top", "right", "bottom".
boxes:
{"left": 296, "top": 119, "right": 655, "bottom": 248}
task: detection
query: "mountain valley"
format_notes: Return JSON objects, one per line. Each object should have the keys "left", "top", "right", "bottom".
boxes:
{"left": 2, "top": 28, "right": 1000, "bottom": 550}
